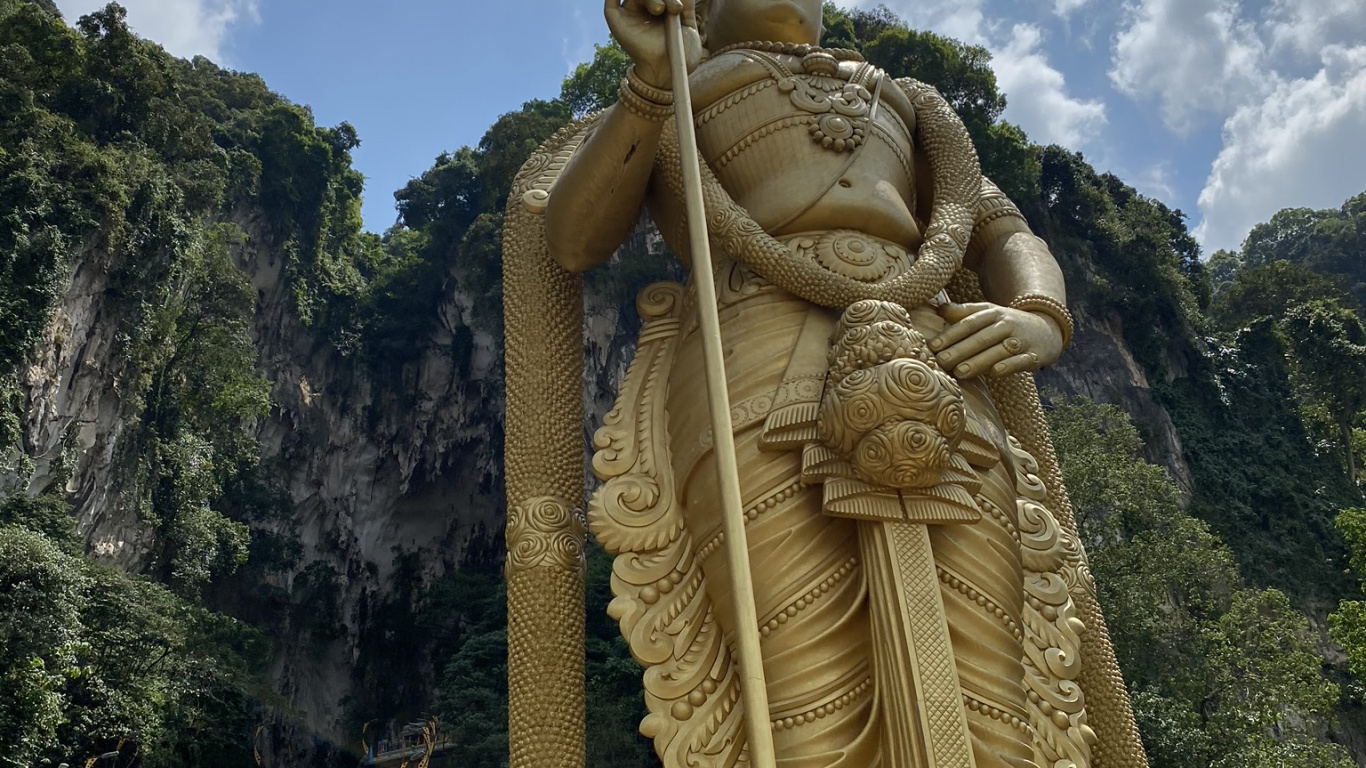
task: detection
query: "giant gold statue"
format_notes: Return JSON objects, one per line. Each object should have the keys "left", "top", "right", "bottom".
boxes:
{"left": 501, "top": 1, "right": 1148, "bottom": 767}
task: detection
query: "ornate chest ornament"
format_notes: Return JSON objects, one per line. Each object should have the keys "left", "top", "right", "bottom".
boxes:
{"left": 729, "top": 46, "right": 881, "bottom": 153}
{"left": 783, "top": 52, "right": 873, "bottom": 152}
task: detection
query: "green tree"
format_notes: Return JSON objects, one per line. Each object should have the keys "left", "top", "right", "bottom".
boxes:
{"left": 1048, "top": 396, "right": 1351, "bottom": 768}
{"left": 1280, "top": 300, "right": 1366, "bottom": 483}
{"left": 561, "top": 42, "right": 631, "bottom": 118}
{"left": 1211, "top": 260, "right": 1357, "bottom": 332}
{"left": 1331, "top": 508, "right": 1366, "bottom": 678}
{"left": 1241, "top": 191, "right": 1366, "bottom": 306}
{"left": 0, "top": 518, "right": 266, "bottom": 767}
{"left": 0, "top": 525, "right": 86, "bottom": 764}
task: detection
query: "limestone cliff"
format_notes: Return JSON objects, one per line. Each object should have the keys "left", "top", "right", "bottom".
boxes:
{"left": 1039, "top": 305, "right": 1194, "bottom": 495}
{"left": 7, "top": 203, "right": 1194, "bottom": 755}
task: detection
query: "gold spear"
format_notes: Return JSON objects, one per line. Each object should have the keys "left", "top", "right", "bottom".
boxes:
{"left": 664, "top": 13, "right": 778, "bottom": 768}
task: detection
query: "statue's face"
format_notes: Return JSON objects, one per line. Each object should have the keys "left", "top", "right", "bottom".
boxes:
{"left": 703, "top": 0, "right": 824, "bottom": 50}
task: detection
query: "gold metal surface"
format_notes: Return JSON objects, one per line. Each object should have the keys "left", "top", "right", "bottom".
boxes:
{"left": 501, "top": 1, "right": 1147, "bottom": 766}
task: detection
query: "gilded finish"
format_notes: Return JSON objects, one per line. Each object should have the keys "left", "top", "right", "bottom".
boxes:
{"left": 504, "top": 117, "right": 595, "bottom": 768}
{"left": 501, "top": 0, "right": 1147, "bottom": 767}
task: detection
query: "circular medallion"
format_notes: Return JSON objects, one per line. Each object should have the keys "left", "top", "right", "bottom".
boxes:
{"left": 795, "top": 231, "right": 912, "bottom": 283}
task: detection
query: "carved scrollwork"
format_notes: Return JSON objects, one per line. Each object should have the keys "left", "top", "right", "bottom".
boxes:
{"left": 1009, "top": 440, "right": 1097, "bottom": 768}
{"left": 587, "top": 281, "right": 747, "bottom": 768}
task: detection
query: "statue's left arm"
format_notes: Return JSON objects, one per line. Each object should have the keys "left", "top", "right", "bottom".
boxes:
{"left": 928, "top": 179, "right": 1072, "bottom": 380}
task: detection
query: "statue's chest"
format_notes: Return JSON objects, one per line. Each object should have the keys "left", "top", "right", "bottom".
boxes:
{"left": 690, "top": 53, "right": 915, "bottom": 189}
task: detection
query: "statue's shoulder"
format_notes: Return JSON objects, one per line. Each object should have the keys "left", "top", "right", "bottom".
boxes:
{"left": 687, "top": 49, "right": 778, "bottom": 108}
{"left": 876, "top": 71, "right": 921, "bottom": 135}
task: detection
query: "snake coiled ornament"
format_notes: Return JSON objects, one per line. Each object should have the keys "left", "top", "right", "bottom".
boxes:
{"left": 658, "top": 77, "right": 979, "bottom": 310}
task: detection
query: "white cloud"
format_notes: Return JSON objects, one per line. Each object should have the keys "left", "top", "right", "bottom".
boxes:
{"left": 1195, "top": 44, "right": 1366, "bottom": 252}
{"left": 868, "top": 1, "right": 1106, "bottom": 149}
{"left": 1053, "top": 0, "right": 1091, "bottom": 18}
{"left": 1110, "top": 0, "right": 1266, "bottom": 133}
{"left": 1265, "top": 0, "right": 1366, "bottom": 60}
{"left": 871, "top": 0, "right": 990, "bottom": 46}
{"left": 54, "top": 0, "right": 259, "bottom": 62}
{"left": 562, "top": 4, "right": 596, "bottom": 74}
{"left": 1133, "top": 161, "right": 1177, "bottom": 203}
{"left": 1109, "top": 0, "right": 1366, "bottom": 251}
{"left": 994, "top": 24, "right": 1107, "bottom": 146}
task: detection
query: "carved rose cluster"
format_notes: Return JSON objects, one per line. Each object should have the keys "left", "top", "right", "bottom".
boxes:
{"left": 819, "top": 300, "right": 966, "bottom": 489}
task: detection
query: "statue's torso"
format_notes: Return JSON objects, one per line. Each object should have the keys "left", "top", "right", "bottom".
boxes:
{"left": 685, "top": 49, "right": 924, "bottom": 249}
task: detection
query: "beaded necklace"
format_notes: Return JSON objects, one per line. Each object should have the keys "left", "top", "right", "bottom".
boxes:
{"left": 708, "top": 40, "right": 865, "bottom": 62}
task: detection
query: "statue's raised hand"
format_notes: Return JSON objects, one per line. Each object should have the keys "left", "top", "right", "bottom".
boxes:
{"left": 928, "top": 302, "right": 1066, "bottom": 380}
{"left": 605, "top": 0, "right": 701, "bottom": 89}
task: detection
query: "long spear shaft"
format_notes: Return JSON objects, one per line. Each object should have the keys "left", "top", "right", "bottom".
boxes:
{"left": 665, "top": 15, "right": 778, "bottom": 768}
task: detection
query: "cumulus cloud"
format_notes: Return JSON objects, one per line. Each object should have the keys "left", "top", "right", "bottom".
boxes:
{"left": 993, "top": 24, "right": 1107, "bottom": 146}
{"left": 1110, "top": 0, "right": 1265, "bottom": 133}
{"left": 1133, "top": 161, "right": 1177, "bottom": 204}
{"left": 54, "top": 0, "right": 259, "bottom": 62}
{"left": 1195, "top": 44, "right": 1366, "bottom": 251}
{"left": 871, "top": 1, "right": 1106, "bottom": 148}
{"left": 1110, "top": 0, "right": 1366, "bottom": 251}
{"left": 1265, "top": 0, "right": 1366, "bottom": 60}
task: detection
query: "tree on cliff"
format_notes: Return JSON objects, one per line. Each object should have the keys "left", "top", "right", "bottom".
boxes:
{"left": 1049, "top": 397, "right": 1352, "bottom": 768}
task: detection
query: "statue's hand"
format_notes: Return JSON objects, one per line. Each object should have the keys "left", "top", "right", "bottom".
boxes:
{"left": 928, "top": 302, "right": 1065, "bottom": 380}
{"left": 605, "top": 0, "right": 701, "bottom": 90}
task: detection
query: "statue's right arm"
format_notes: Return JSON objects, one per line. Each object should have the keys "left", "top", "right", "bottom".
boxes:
{"left": 545, "top": 0, "right": 700, "bottom": 273}
{"left": 545, "top": 104, "right": 668, "bottom": 273}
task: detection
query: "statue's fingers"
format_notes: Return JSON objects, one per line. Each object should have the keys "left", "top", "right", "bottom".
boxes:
{"left": 665, "top": 0, "right": 684, "bottom": 15}
{"left": 952, "top": 340, "right": 1015, "bottom": 380}
{"left": 938, "top": 301, "right": 995, "bottom": 324}
{"left": 608, "top": 0, "right": 647, "bottom": 23}
{"left": 929, "top": 308, "right": 998, "bottom": 352}
{"left": 936, "top": 321, "right": 1010, "bottom": 367}
{"left": 990, "top": 353, "right": 1040, "bottom": 377}
{"left": 646, "top": 0, "right": 666, "bottom": 15}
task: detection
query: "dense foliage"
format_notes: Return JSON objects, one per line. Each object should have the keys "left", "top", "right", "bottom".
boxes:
{"left": 1, "top": 495, "right": 267, "bottom": 767}
{"left": 1050, "top": 398, "right": 1352, "bottom": 768}
{"left": 0, "top": 0, "right": 401, "bottom": 760}
{"left": 1186, "top": 191, "right": 1366, "bottom": 600}
{"left": 3, "top": 0, "right": 1366, "bottom": 765}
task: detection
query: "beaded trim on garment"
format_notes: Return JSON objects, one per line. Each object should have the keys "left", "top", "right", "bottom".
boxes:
{"left": 707, "top": 40, "right": 865, "bottom": 61}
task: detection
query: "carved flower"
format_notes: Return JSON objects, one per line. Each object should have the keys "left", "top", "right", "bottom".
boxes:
{"left": 709, "top": 207, "right": 740, "bottom": 237}
{"left": 841, "top": 390, "right": 883, "bottom": 434}
{"left": 507, "top": 497, "right": 584, "bottom": 572}
{"left": 936, "top": 398, "right": 966, "bottom": 445}
{"left": 854, "top": 421, "right": 951, "bottom": 489}
{"left": 819, "top": 369, "right": 884, "bottom": 452}
{"left": 852, "top": 427, "right": 895, "bottom": 478}
{"left": 878, "top": 358, "right": 946, "bottom": 418}
{"left": 838, "top": 299, "right": 912, "bottom": 332}
{"left": 840, "top": 324, "right": 875, "bottom": 350}
{"left": 830, "top": 323, "right": 923, "bottom": 374}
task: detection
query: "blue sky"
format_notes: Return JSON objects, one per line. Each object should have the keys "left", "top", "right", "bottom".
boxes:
{"left": 51, "top": 0, "right": 1366, "bottom": 254}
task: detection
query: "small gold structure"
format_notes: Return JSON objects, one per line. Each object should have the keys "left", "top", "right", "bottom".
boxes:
{"left": 502, "top": 2, "right": 1147, "bottom": 767}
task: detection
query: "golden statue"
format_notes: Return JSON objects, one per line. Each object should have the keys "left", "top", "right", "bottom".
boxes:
{"left": 501, "top": 2, "right": 1148, "bottom": 767}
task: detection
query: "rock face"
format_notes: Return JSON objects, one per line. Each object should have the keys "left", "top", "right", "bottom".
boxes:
{"left": 1038, "top": 305, "right": 1194, "bottom": 495}
{"left": 230, "top": 208, "right": 506, "bottom": 742}
{"left": 9, "top": 212, "right": 1189, "bottom": 750}
{"left": 16, "top": 242, "right": 155, "bottom": 569}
